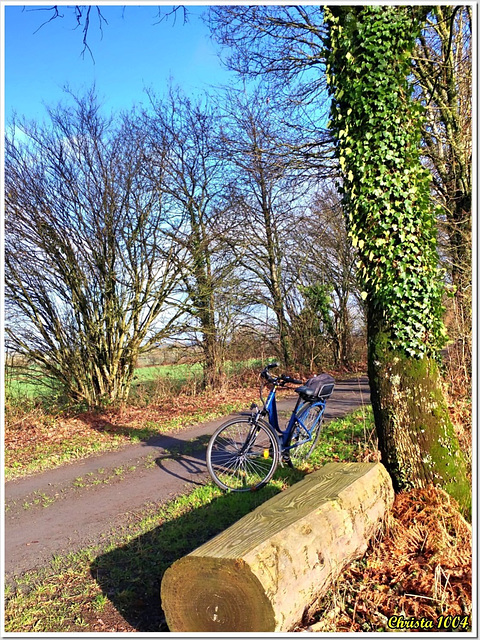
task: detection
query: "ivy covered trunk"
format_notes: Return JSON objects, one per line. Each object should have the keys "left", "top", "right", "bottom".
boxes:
{"left": 325, "top": 6, "right": 470, "bottom": 513}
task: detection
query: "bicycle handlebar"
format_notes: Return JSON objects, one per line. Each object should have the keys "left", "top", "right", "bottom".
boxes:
{"left": 281, "top": 374, "right": 303, "bottom": 385}
{"left": 260, "top": 364, "right": 302, "bottom": 386}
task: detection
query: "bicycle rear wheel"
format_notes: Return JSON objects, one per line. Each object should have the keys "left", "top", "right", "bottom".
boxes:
{"left": 286, "top": 403, "right": 324, "bottom": 465}
{"left": 206, "top": 417, "right": 280, "bottom": 492}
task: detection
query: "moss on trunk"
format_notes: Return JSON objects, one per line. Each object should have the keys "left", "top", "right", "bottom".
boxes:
{"left": 368, "top": 325, "right": 470, "bottom": 515}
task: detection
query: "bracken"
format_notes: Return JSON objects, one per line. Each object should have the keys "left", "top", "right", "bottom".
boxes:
{"left": 305, "top": 486, "right": 471, "bottom": 632}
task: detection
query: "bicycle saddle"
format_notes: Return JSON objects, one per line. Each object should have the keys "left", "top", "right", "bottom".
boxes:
{"left": 294, "top": 385, "right": 315, "bottom": 398}
{"left": 294, "top": 374, "right": 335, "bottom": 400}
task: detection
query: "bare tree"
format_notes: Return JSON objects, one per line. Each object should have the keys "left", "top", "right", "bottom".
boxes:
{"left": 290, "top": 187, "right": 361, "bottom": 369}
{"left": 144, "top": 89, "right": 231, "bottom": 388}
{"left": 209, "top": 7, "right": 326, "bottom": 95}
{"left": 217, "top": 86, "right": 317, "bottom": 367}
{"left": 5, "top": 91, "right": 182, "bottom": 405}
{"left": 414, "top": 7, "right": 472, "bottom": 293}
{"left": 413, "top": 6, "right": 472, "bottom": 376}
{"left": 209, "top": 6, "right": 334, "bottom": 175}
{"left": 27, "top": 5, "right": 186, "bottom": 58}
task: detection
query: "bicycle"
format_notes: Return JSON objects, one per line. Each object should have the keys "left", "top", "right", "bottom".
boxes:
{"left": 206, "top": 362, "right": 335, "bottom": 492}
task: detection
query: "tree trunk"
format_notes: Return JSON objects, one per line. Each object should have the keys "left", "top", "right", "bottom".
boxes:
{"left": 276, "top": 304, "right": 293, "bottom": 368}
{"left": 202, "top": 328, "right": 221, "bottom": 389}
{"left": 190, "top": 211, "right": 222, "bottom": 389}
{"left": 449, "top": 191, "right": 472, "bottom": 329}
{"left": 259, "top": 160, "right": 292, "bottom": 367}
{"left": 337, "top": 297, "right": 352, "bottom": 368}
{"left": 162, "top": 462, "right": 394, "bottom": 632}
{"left": 368, "top": 313, "right": 470, "bottom": 513}
{"left": 325, "top": 6, "right": 471, "bottom": 515}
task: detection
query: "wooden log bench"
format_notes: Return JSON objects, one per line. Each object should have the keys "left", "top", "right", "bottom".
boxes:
{"left": 161, "top": 462, "right": 394, "bottom": 632}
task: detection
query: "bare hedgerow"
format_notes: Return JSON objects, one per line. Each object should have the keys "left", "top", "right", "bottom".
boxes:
{"left": 5, "top": 91, "right": 184, "bottom": 407}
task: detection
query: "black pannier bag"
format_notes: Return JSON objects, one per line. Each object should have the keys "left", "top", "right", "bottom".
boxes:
{"left": 295, "top": 373, "right": 335, "bottom": 402}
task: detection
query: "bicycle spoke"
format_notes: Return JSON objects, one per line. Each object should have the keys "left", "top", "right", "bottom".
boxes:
{"left": 288, "top": 404, "right": 324, "bottom": 464}
{"left": 206, "top": 418, "right": 279, "bottom": 491}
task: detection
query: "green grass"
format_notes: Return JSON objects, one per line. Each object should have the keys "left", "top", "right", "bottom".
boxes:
{"left": 133, "top": 362, "right": 203, "bottom": 383}
{"left": 6, "top": 375, "right": 57, "bottom": 399}
{"left": 6, "top": 358, "right": 269, "bottom": 401}
{"left": 5, "top": 364, "right": 197, "bottom": 400}
{"left": 4, "top": 407, "right": 375, "bottom": 633}
{"left": 5, "top": 398, "right": 250, "bottom": 481}
{"left": 309, "top": 405, "right": 376, "bottom": 467}
{"left": 5, "top": 434, "right": 125, "bottom": 482}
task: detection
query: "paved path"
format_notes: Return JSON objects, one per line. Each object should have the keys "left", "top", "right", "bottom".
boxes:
{"left": 5, "top": 376, "right": 370, "bottom": 579}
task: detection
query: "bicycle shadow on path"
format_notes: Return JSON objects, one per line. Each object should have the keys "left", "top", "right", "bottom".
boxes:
{"left": 90, "top": 468, "right": 306, "bottom": 632}
{"left": 152, "top": 433, "right": 211, "bottom": 486}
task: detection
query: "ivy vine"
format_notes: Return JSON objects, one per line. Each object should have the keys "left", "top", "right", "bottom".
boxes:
{"left": 324, "top": 6, "right": 446, "bottom": 358}
{"left": 300, "top": 283, "right": 335, "bottom": 338}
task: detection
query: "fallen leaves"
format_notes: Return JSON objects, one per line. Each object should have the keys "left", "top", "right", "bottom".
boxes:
{"left": 305, "top": 486, "right": 472, "bottom": 632}
{"left": 5, "top": 386, "right": 264, "bottom": 476}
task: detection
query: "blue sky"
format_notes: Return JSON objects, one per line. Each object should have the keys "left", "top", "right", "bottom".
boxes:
{"left": 4, "top": 4, "right": 233, "bottom": 122}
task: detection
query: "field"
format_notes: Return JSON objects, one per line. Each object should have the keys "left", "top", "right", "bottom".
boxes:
{"left": 5, "top": 358, "right": 267, "bottom": 401}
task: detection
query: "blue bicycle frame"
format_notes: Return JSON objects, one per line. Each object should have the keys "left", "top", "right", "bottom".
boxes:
{"left": 263, "top": 386, "right": 327, "bottom": 451}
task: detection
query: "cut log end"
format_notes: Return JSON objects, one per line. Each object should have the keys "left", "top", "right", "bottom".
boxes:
{"left": 162, "top": 463, "right": 394, "bottom": 632}
{"left": 161, "top": 556, "right": 275, "bottom": 632}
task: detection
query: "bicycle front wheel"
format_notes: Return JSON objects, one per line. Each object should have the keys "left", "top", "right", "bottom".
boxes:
{"left": 287, "top": 403, "right": 325, "bottom": 465}
{"left": 206, "top": 417, "right": 280, "bottom": 492}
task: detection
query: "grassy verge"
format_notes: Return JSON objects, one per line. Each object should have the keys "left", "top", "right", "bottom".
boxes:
{"left": 4, "top": 395, "right": 255, "bottom": 481}
{"left": 5, "top": 407, "right": 471, "bottom": 633}
{"left": 4, "top": 408, "right": 376, "bottom": 633}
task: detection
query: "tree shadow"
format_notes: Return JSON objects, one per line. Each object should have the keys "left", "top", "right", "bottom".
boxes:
{"left": 76, "top": 409, "right": 169, "bottom": 441}
{"left": 90, "top": 467, "right": 306, "bottom": 632}
{"left": 153, "top": 434, "right": 211, "bottom": 486}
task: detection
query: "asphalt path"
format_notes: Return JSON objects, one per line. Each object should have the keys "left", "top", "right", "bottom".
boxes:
{"left": 5, "top": 376, "right": 370, "bottom": 579}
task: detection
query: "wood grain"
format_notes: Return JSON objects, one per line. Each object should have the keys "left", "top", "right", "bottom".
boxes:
{"left": 161, "top": 462, "right": 394, "bottom": 632}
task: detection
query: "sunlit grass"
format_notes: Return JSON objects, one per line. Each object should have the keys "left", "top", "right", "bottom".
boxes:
{"left": 4, "top": 408, "right": 375, "bottom": 633}
{"left": 309, "top": 405, "right": 377, "bottom": 466}
{"left": 5, "top": 399, "right": 249, "bottom": 481}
